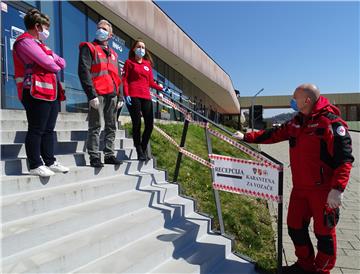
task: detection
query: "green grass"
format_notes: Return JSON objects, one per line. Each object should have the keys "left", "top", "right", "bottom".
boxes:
{"left": 124, "top": 122, "right": 277, "bottom": 273}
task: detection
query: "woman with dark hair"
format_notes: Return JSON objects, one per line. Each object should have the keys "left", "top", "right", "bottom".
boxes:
{"left": 12, "top": 8, "right": 69, "bottom": 177}
{"left": 122, "top": 39, "right": 163, "bottom": 161}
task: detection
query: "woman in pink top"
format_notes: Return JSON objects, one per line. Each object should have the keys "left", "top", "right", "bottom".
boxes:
{"left": 12, "top": 9, "right": 69, "bottom": 177}
{"left": 122, "top": 39, "right": 164, "bottom": 161}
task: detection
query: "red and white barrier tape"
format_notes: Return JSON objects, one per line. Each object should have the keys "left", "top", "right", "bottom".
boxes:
{"left": 179, "top": 148, "right": 214, "bottom": 168}
{"left": 153, "top": 125, "right": 179, "bottom": 148}
{"left": 212, "top": 182, "right": 282, "bottom": 203}
{"left": 153, "top": 125, "right": 212, "bottom": 168}
{"left": 152, "top": 91, "right": 281, "bottom": 171}
{"left": 151, "top": 92, "right": 192, "bottom": 120}
{"left": 209, "top": 154, "right": 261, "bottom": 166}
{"left": 207, "top": 128, "right": 282, "bottom": 170}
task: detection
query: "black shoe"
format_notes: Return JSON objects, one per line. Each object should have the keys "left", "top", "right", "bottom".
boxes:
{"left": 141, "top": 147, "right": 151, "bottom": 161}
{"left": 282, "top": 263, "right": 315, "bottom": 274}
{"left": 104, "top": 155, "right": 123, "bottom": 165}
{"left": 136, "top": 146, "right": 147, "bottom": 161}
{"left": 90, "top": 158, "right": 104, "bottom": 168}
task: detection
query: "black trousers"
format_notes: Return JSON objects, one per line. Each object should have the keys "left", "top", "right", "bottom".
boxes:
{"left": 127, "top": 97, "right": 153, "bottom": 150}
{"left": 21, "top": 90, "right": 59, "bottom": 169}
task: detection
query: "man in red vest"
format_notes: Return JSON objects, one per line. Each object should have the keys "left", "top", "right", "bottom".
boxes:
{"left": 234, "top": 84, "right": 354, "bottom": 274}
{"left": 78, "top": 20, "right": 123, "bottom": 168}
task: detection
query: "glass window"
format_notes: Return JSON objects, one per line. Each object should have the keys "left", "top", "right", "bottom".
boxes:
{"left": 61, "top": 1, "right": 87, "bottom": 112}
{"left": 1, "top": 2, "right": 26, "bottom": 109}
{"left": 87, "top": 8, "right": 98, "bottom": 41}
{"left": 40, "top": 1, "right": 60, "bottom": 54}
{"left": 112, "top": 27, "right": 131, "bottom": 63}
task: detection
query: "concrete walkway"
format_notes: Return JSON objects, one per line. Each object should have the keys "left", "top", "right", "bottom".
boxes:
{"left": 262, "top": 132, "right": 359, "bottom": 274}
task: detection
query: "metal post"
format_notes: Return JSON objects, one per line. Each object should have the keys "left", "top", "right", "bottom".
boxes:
{"left": 277, "top": 167, "right": 284, "bottom": 274}
{"left": 251, "top": 88, "right": 264, "bottom": 132}
{"left": 173, "top": 119, "right": 189, "bottom": 183}
{"left": 205, "top": 127, "right": 225, "bottom": 235}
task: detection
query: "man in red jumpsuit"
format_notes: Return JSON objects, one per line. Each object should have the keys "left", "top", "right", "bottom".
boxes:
{"left": 234, "top": 84, "right": 354, "bottom": 274}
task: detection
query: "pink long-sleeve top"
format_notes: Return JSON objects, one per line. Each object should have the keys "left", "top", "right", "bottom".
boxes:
{"left": 14, "top": 37, "right": 66, "bottom": 73}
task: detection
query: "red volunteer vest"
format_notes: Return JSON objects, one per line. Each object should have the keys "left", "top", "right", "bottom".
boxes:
{"left": 13, "top": 32, "right": 65, "bottom": 101}
{"left": 79, "top": 41, "right": 121, "bottom": 95}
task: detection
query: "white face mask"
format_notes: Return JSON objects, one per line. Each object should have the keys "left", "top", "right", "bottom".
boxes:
{"left": 39, "top": 28, "right": 50, "bottom": 41}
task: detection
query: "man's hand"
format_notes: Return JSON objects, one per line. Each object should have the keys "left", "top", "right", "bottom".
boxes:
{"left": 117, "top": 101, "right": 124, "bottom": 110}
{"left": 89, "top": 97, "right": 100, "bottom": 109}
{"left": 327, "top": 189, "right": 343, "bottom": 208}
{"left": 233, "top": 131, "right": 244, "bottom": 140}
{"left": 158, "top": 83, "right": 163, "bottom": 89}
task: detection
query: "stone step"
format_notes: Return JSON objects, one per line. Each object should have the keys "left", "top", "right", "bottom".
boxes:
{"left": 1, "top": 170, "right": 167, "bottom": 223}
{"left": 70, "top": 212, "right": 229, "bottom": 274}
{"left": 1, "top": 195, "right": 196, "bottom": 274}
{"left": 148, "top": 233, "right": 238, "bottom": 274}
{"left": 0, "top": 130, "right": 126, "bottom": 143}
{"left": 207, "top": 253, "right": 256, "bottom": 274}
{"left": 1, "top": 158, "right": 155, "bottom": 195}
{"left": 0, "top": 138, "right": 133, "bottom": 159}
{"left": 2, "top": 180, "right": 179, "bottom": 257}
{"left": 0, "top": 109, "right": 88, "bottom": 121}
{"left": 0, "top": 148, "right": 142, "bottom": 176}
{"left": 1, "top": 119, "right": 91, "bottom": 131}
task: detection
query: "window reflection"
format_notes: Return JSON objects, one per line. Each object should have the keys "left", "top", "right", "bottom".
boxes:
{"left": 61, "top": 1, "right": 87, "bottom": 112}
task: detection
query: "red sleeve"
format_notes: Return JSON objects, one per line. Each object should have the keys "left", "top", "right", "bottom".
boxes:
{"left": 244, "top": 123, "right": 291, "bottom": 144}
{"left": 148, "top": 62, "right": 163, "bottom": 91}
{"left": 122, "top": 59, "right": 130, "bottom": 97}
{"left": 331, "top": 162, "right": 352, "bottom": 191}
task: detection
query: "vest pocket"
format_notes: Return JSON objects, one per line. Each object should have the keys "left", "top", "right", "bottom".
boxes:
{"left": 30, "top": 73, "right": 57, "bottom": 101}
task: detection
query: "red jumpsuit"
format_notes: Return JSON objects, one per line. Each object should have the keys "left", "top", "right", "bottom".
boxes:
{"left": 244, "top": 96, "right": 354, "bottom": 273}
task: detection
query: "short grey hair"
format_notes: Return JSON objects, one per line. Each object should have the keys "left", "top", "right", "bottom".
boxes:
{"left": 97, "top": 19, "right": 112, "bottom": 34}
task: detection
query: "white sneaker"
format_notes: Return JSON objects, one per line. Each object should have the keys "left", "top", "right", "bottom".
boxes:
{"left": 48, "top": 162, "right": 70, "bottom": 173}
{"left": 29, "top": 165, "right": 55, "bottom": 177}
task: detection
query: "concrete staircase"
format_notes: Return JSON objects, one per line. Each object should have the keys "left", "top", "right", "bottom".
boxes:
{"left": 0, "top": 109, "right": 257, "bottom": 274}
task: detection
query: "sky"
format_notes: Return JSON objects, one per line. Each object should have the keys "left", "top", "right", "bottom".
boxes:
{"left": 156, "top": 1, "right": 359, "bottom": 117}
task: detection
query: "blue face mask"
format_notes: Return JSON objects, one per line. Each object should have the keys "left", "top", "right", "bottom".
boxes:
{"left": 290, "top": 98, "right": 299, "bottom": 111}
{"left": 135, "top": 48, "right": 145, "bottom": 58}
{"left": 95, "top": 28, "right": 109, "bottom": 41}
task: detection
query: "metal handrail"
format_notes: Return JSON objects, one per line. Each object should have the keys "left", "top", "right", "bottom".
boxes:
{"left": 160, "top": 88, "right": 282, "bottom": 165}
{"left": 160, "top": 88, "right": 262, "bottom": 152}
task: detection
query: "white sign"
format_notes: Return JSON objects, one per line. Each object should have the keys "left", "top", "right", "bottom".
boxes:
{"left": 1, "top": 2, "right": 8, "bottom": 12}
{"left": 210, "top": 154, "right": 281, "bottom": 202}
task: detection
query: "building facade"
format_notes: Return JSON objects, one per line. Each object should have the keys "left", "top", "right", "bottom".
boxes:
{"left": 1, "top": 0, "right": 240, "bottom": 122}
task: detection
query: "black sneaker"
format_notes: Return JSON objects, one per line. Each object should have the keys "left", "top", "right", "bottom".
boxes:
{"left": 142, "top": 147, "right": 151, "bottom": 161}
{"left": 104, "top": 155, "right": 123, "bottom": 165}
{"left": 282, "top": 263, "right": 315, "bottom": 274}
{"left": 90, "top": 158, "right": 104, "bottom": 168}
{"left": 136, "top": 146, "right": 147, "bottom": 161}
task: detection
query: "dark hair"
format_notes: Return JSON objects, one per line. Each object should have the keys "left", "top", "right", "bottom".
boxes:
{"left": 24, "top": 8, "right": 50, "bottom": 30}
{"left": 128, "top": 38, "right": 154, "bottom": 66}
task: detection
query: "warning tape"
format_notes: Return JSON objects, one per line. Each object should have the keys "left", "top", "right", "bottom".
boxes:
{"left": 152, "top": 91, "right": 282, "bottom": 171}
{"left": 207, "top": 128, "right": 282, "bottom": 170}
{"left": 212, "top": 182, "right": 282, "bottom": 203}
{"left": 153, "top": 124, "right": 213, "bottom": 168}
{"left": 153, "top": 126, "right": 282, "bottom": 203}
{"left": 209, "top": 154, "right": 260, "bottom": 166}
{"left": 151, "top": 92, "right": 192, "bottom": 121}
{"left": 153, "top": 125, "right": 179, "bottom": 148}
{"left": 179, "top": 148, "right": 214, "bottom": 168}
